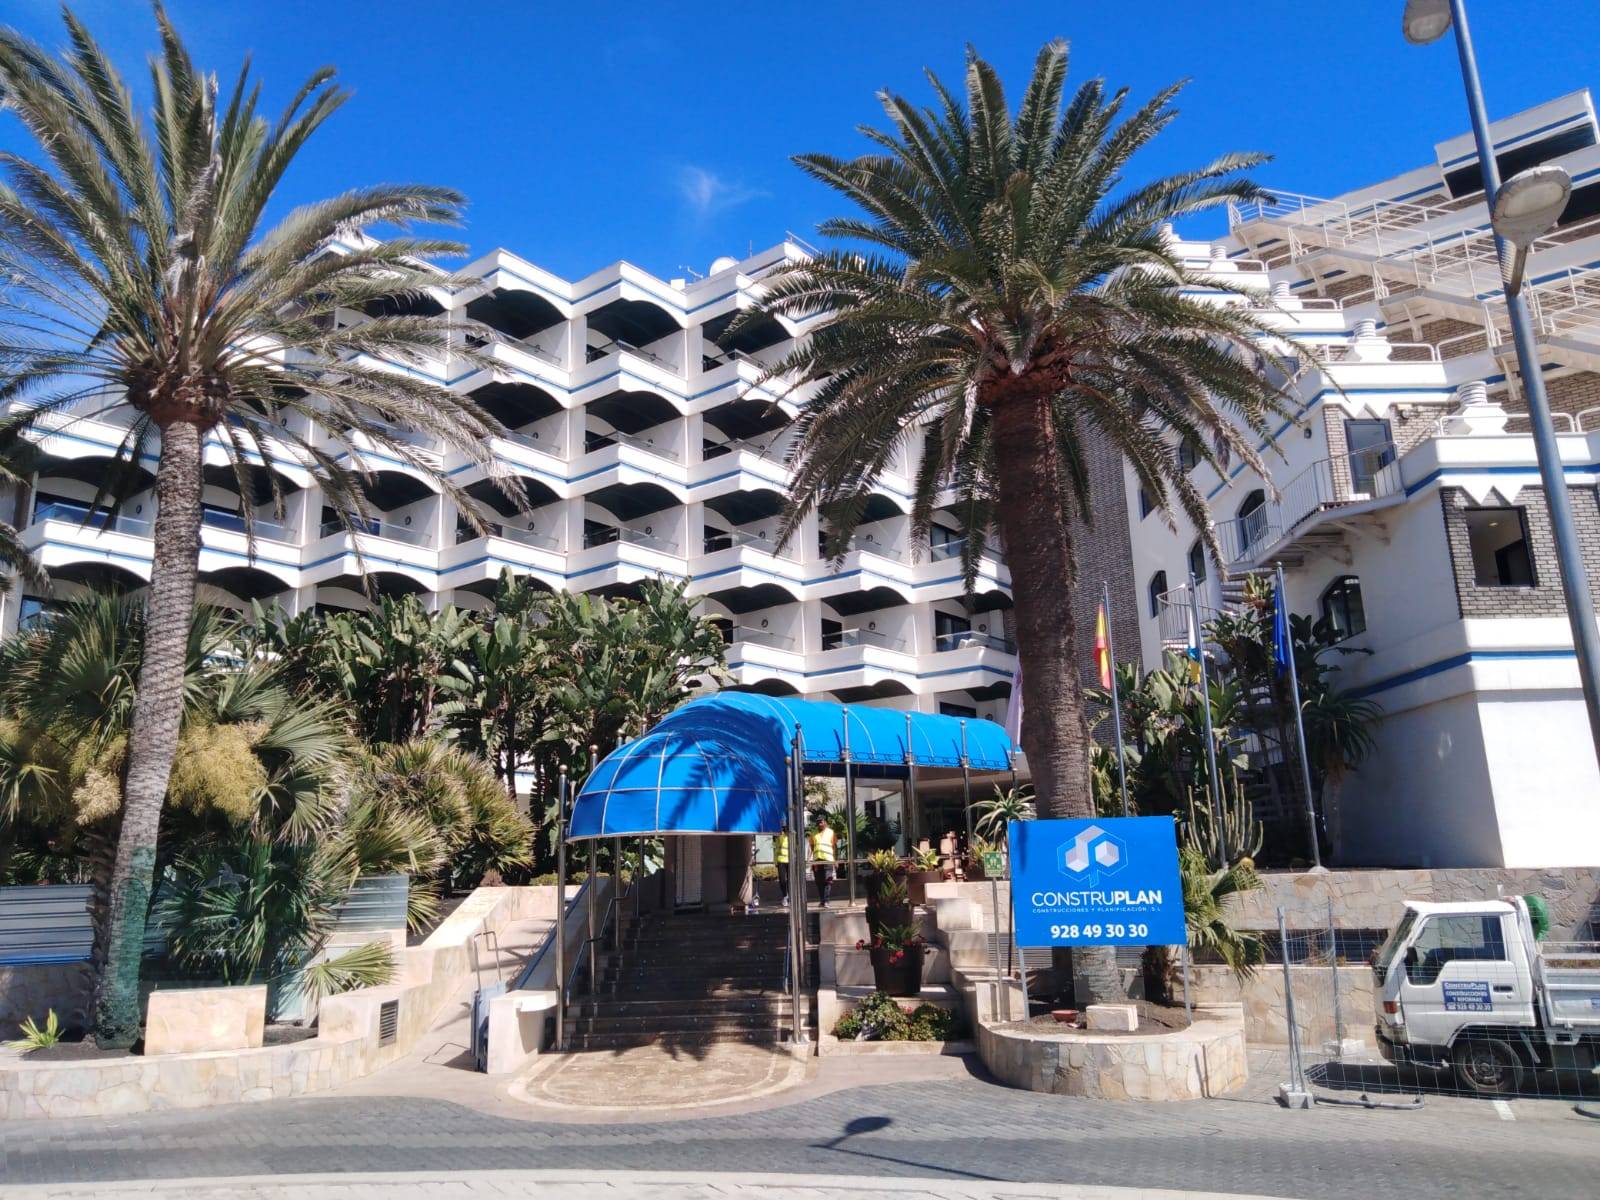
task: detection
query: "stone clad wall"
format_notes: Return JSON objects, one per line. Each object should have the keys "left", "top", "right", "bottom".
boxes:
{"left": 0, "top": 885, "right": 557, "bottom": 1120}
{"left": 1237, "top": 866, "right": 1600, "bottom": 937}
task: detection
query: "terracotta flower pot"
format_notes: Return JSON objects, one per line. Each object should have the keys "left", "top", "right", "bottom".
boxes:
{"left": 869, "top": 943, "right": 925, "bottom": 997}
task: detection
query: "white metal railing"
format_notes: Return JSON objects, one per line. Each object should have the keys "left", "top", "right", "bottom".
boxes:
{"left": 822, "top": 627, "right": 909, "bottom": 652}
{"left": 701, "top": 529, "right": 798, "bottom": 560}
{"left": 321, "top": 517, "right": 433, "bottom": 546}
{"left": 1155, "top": 582, "right": 1221, "bottom": 645}
{"left": 1215, "top": 442, "right": 1401, "bottom": 567}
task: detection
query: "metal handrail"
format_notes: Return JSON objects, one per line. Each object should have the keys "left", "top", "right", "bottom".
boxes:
{"left": 510, "top": 876, "right": 590, "bottom": 992}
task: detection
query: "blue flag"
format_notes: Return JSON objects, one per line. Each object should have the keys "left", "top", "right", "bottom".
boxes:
{"left": 1272, "top": 585, "right": 1292, "bottom": 675}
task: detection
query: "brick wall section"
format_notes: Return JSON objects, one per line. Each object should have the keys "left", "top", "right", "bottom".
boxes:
{"left": 1416, "top": 317, "right": 1488, "bottom": 359}
{"left": 1440, "top": 485, "right": 1600, "bottom": 617}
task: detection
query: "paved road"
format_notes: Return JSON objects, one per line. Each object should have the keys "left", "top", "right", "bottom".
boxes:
{"left": 2, "top": 1071, "right": 1595, "bottom": 1198}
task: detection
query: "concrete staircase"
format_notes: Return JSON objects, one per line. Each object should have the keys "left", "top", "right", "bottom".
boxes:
{"left": 566, "top": 910, "right": 812, "bottom": 1050}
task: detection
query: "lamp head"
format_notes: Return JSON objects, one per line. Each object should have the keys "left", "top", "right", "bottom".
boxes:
{"left": 1402, "top": 0, "right": 1453, "bottom": 45}
{"left": 1493, "top": 165, "right": 1573, "bottom": 247}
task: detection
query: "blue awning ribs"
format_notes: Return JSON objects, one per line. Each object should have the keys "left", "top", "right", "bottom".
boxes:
{"left": 568, "top": 693, "right": 1015, "bottom": 839}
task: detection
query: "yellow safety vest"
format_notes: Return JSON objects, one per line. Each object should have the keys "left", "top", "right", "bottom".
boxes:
{"left": 810, "top": 826, "right": 836, "bottom": 863}
{"left": 773, "top": 832, "right": 789, "bottom": 864}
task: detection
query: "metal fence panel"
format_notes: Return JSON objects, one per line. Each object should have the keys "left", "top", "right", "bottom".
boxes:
{"left": 0, "top": 884, "right": 93, "bottom": 965}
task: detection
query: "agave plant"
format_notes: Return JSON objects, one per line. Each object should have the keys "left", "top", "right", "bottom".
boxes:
{"left": 973, "top": 786, "right": 1036, "bottom": 842}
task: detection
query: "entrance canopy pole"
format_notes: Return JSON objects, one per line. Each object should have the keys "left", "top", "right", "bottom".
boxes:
{"left": 784, "top": 751, "right": 803, "bottom": 1045}
{"left": 612, "top": 836, "right": 624, "bottom": 951}
{"left": 960, "top": 719, "right": 975, "bottom": 853}
{"left": 586, "top": 746, "right": 599, "bottom": 993}
{"left": 841, "top": 707, "right": 857, "bottom": 907}
{"left": 904, "top": 711, "right": 918, "bottom": 851}
{"left": 792, "top": 729, "right": 809, "bottom": 994}
{"left": 554, "top": 768, "right": 568, "bottom": 1051}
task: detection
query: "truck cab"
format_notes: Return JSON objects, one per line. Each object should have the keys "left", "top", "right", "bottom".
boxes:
{"left": 1372, "top": 897, "right": 1600, "bottom": 1095}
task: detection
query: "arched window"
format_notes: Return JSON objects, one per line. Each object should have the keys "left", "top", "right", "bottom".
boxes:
{"left": 1148, "top": 570, "right": 1168, "bottom": 619}
{"left": 1177, "top": 439, "right": 1200, "bottom": 472}
{"left": 1320, "top": 575, "right": 1366, "bottom": 640}
{"left": 1188, "top": 539, "right": 1207, "bottom": 586}
{"left": 1237, "top": 488, "right": 1267, "bottom": 549}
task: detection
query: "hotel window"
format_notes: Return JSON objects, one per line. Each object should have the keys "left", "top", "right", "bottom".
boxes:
{"left": 1187, "top": 539, "right": 1207, "bottom": 586}
{"left": 1148, "top": 570, "right": 1168, "bottom": 619}
{"left": 939, "top": 701, "right": 978, "bottom": 720}
{"left": 1465, "top": 508, "right": 1535, "bottom": 586}
{"left": 1320, "top": 576, "right": 1366, "bottom": 640}
{"left": 1177, "top": 439, "right": 1199, "bottom": 472}
{"left": 1138, "top": 487, "right": 1154, "bottom": 519}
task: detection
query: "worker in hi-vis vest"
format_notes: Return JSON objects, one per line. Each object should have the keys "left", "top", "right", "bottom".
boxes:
{"left": 773, "top": 829, "right": 790, "bottom": 906}
{"left": 809, "top": 818, "right": 837, "bottom": 907}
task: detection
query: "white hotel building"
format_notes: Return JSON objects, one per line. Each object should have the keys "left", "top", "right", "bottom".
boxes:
{"left": 5, "top": 242, "right": 1018, "bottom": 727}
{"left": 10, "top": 90, "right": 1600, "bottom": 871}
{"left": 1130, "top": 90, "right": 1600, "bottom": 870}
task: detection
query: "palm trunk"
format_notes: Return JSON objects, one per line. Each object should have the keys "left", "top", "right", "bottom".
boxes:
{"left": 989, "top": 387, "right": 1126, "bottom": 1006}
{"left": 93, "top": 420, "right": 203, "bottom": 1048}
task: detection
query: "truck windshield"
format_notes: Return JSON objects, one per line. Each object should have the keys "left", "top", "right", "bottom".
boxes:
{"left": 1374, "top": 909, "right": 1417, "bottom": 968}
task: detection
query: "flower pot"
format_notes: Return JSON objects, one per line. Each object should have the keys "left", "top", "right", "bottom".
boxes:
{"left": 906, "top": 869, "right": 942, "bottom": 907}
{"left": 869, "top": 943, "right": 925, "bottom": 997}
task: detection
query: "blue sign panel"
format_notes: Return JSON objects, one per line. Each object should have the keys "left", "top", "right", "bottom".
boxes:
{"left": 1008, "top": 816, "right": 1186, "bottom": 948}
{"left": 1442, "top": 981, "right": 1493, "bottom": 1013}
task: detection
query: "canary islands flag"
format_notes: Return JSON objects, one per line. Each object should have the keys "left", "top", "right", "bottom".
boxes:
{"left": 1093, "top": 603, "right": 1112, "bottom": 689}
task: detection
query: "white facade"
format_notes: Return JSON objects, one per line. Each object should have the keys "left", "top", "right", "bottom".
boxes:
{"left": 5, "top": 242, "right": 1016, "bottom": 724}
{"left": 1126, "top": 89, "right": 1600, "bottom": 869}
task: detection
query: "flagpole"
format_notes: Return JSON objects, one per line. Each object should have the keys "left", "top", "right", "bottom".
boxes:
{"left": 1102, "top": 580, "right": 1130, "bottom": 817}
{"left": 1276, "top": 562, "right": 1323, "bottom": 870}
{"left": 1187, "top": 573, "right": 1224, "bottom": 840}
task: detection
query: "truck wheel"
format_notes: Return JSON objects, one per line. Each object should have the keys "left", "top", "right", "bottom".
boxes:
{"left": 1452, "top": 1037, "right": 1525, "bottom": 1097}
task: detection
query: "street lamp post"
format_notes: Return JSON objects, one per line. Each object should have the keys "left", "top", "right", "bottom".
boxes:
{"left": 1404, "top": 0, "right": 1600, "bottom": 769}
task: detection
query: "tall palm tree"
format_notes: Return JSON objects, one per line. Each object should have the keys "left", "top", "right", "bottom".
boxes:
{"left": 0, "top": 5, "right": 514, "bottom": 1046}
{"left": 748, "top": 42, "right": 1296, "bottom": 1002}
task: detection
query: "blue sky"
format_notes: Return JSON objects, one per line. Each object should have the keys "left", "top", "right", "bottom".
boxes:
{"left": 4, "top": 1, "right": 1598, "bottom": 281}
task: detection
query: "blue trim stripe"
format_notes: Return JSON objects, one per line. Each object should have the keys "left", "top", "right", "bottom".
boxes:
{"left": 1352, "top": 648, "right": 1576, "bottom": 698}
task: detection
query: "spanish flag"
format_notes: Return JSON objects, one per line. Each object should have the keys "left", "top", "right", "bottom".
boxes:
{"left": 1093, "top": 602, "right": 1112, "bottom": 690}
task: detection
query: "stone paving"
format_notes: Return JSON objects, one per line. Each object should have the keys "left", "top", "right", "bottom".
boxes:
{"left": 511, "top": 1043, "right": 809, "bottom": 1112}
{"left": 2, "top": 1053, "right": 1596, "bottom": 1198}
{"left": 1, "top": 1168, "right": 1285, "bottom": 1199}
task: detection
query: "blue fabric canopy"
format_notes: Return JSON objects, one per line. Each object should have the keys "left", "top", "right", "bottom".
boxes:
{"left": 568, "top": 693, "right": 1015, "bottom": 839}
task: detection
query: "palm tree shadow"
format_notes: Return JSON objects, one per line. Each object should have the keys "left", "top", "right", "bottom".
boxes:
{"left": 811, "top": 1116, "right": 1003, "bottom": 1181}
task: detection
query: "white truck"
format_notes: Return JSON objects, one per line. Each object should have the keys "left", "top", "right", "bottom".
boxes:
{"left": 1371, "top": 897, "right": 1600, "bottom": 1096}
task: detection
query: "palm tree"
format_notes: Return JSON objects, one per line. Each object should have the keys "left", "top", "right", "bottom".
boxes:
{"left": 748, "top": 42, "right": 1297, "bottom": 1002}
{"left": 0, "top": 6, "right": 515, "bottom": 1046}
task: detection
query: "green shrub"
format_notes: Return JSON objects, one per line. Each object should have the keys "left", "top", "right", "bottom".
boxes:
{"left": 7, "top": 1010, "right": 61, "bottom": 1053}
{"left": 834, "top": 991, "right": 910, "bottom": 1041}
{"left": 907, "top": 1002, "right": 963, "bottom": 1041}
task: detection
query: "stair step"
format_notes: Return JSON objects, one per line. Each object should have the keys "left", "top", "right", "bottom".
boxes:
{"left": 567, "top": 1028, "right": 795, "bottom": 1051}
{"left": 575, "top": 995, "right": 810, "bottom": 1018}
{"left": 576, "top": 1012, "right": 796, "bottom": 1036}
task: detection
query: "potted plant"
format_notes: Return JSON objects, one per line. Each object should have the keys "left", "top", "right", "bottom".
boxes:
{"left": 858, "top": 924, "right": 928, "bottom": 997}
{"left": 905, "top": 846, "right": 942, "bottom": 906}
{"left": 966, "top": 837, "right": 1007, "bottom": 882}
{"left": 866, "top": 867, "right": 912, "bottom": 930}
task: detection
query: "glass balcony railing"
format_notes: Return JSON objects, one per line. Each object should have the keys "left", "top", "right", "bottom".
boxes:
{"left": 929, "top": 537, "right": 966, "bottom": 562}
{"left": 582, "top": 525, "right": 680, "bottom": 554}
{"left": 457, "top": 522, "right": 560, "bottom": 550}
{"left": 934, "top": 630, "right": 1016, "bottom": 654}
{"left": 701, "top": 529, "right": 798, "bottom": 560}
{"left": 584, "top": 428, "right": 680, "bottom": 461}
{"left": 201, "top": 509, "right": 296, "bottom": 542}
{"left": 821, "top": 627, "right": 908, "bottom": 652}
{"left": 320, "top": 517, "right": 433, "bottom": 546}
{"left": 497, "top": 429, "right": 567, "bottom": 459}
{"left": 728, "top": 625, "right": 796, "bottom": 651}
{"left": 30, "top": 500, "right": 151, "bottom": 537}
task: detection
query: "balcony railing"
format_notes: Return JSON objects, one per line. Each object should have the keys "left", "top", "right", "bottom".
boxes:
{"left": 702, "top": 433, "right": 784, "bottom": 462}
{"left": 584, "top": 428, "right": 680, "bottom": 461}
{"left": 821, "top": 627, "right": 908, "bottom": 652}
{"left": 702, "top": 529, "right": 798, "bottom": 560}
{"left": 933, "top": 630, "right": 1015, "bottom": 654}
{"left": 1215, "top": 441, "right": 1400, "bottom": 567}
{"left": 497, "top": 429, "right": 568, "bottom": 460}
{"left": 457, "top": 522, "right": 560, "bottom": 550}
{"left": 843, "top": 535, "right": 904, "bottom": 562}
{"left": 929, "top": 537, "right": 966, "bottom": 562}
{"left": 728, "top": 625, "right": 796, "bottom": 651}
{"left": 320, "top": 517, "right": 433, "bottom": 547}
{"left": 583, "top": 525, "right": 680, "bottom": 554}
{"left": 201, "top": 509, "right": 296, "bottom": 542}
{"left": 31, "top": 500, "right": 151, "bottom": 537}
